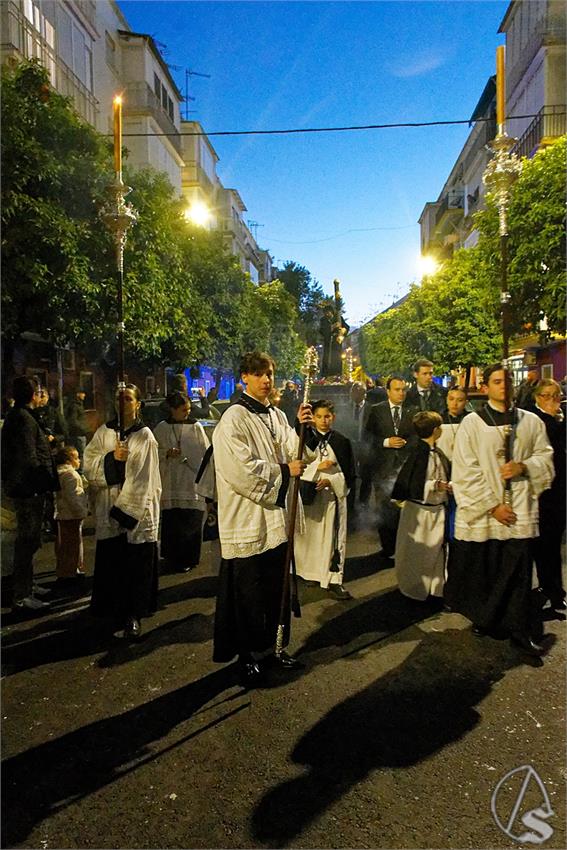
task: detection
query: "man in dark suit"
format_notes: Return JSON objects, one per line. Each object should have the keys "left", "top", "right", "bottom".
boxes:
{"left": 405, "top": 358, "right": 447, "bottom": 417}
{"left": 364, "top": 376, "right": 417, "bottom": 557}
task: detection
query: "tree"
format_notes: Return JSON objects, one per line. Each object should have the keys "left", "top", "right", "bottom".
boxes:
{"left": 277, "top": 261, "right": 325, "bottom": 345}
{"left": 241, "top": 280, "right": 305, "bottom": 376}
{"left": 1, "top": 60, "right": 115, "bottom": 349}
{"left": 475, "top": 134, "right": 566, "bottom": 335}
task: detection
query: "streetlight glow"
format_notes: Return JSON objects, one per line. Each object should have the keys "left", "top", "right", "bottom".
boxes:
{"left": 417, "top": 254, "right": 439, "bottom": 277}
{"left": 184, "top": 201, "right": 211, "bottom": 227}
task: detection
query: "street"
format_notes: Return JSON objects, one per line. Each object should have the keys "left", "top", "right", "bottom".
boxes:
{"left": 1, "top": 525, "right": 565, "bottom": 850}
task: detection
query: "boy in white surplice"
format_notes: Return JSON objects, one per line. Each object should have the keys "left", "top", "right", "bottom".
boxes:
{"left": 294, "top": 400, "right": 356, "bottom": 600}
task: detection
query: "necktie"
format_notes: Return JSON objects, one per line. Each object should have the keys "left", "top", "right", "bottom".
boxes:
{"left": 421, "top": 391, "right": 429, "bottom": 411}
{"left": 393, "top": 406, "right": 401, "bottom": 433}
{"left": 354, "top": 404, "right": 361, "bottom": 421}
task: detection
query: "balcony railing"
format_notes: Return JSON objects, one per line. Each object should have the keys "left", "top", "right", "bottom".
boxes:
{"left": 512, "top": 105, "right": 567, "bottom": 159}
{"left": 435, "top": 190, "right": 464, "bottom": 227}
{"left": 123, "top": 81, "right": 182, "bottom": 157}
{"left": 1, "top": 1, "right": 98, "bottom": 126}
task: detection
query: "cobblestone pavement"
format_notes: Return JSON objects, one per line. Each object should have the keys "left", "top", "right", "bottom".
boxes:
{"left": 1, "top": 523, "right": 565, "bottom": 850}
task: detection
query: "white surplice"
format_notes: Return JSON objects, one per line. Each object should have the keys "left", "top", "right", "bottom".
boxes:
{"left": 395, "top": 449, "right": 448, "bottom": 600}
{"left": 212, "top": 400, "right": 310, "bottom": 560}
{"left": 84, "top": 424, "right": 161, "bottom": 543}
{"left": 294, "top": 440, "right": 348, "bottom": 588}
{"left": 452, "top": 408, "right": 554, "bottom": 542}
{"left": 154, "top": 420, "right": 209, "bottom": 511}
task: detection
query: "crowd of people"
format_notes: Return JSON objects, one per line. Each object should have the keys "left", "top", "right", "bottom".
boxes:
{"left": 1, "top": 352, "right": 564, "bottom": 685}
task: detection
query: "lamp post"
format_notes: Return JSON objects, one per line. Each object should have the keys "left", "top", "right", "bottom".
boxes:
{"left": 103, "top": 95, "right": 138, "bottom": 439}
{"left": 482, "top": 46, "right": 522, "bottom": 503}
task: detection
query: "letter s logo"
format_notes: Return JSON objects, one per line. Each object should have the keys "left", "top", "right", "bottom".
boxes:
{"left": 517, "top": 808, "right": 555, "bottom": 844}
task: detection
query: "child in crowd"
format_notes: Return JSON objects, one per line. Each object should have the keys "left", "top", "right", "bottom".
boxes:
{"left": 391, "top": 411, "right": 451, "bottom": 601}
{"left": 294, "top": 399, "right": 356, "bottom": 600}
{"left": 54, "top": 445, "right": 89, "bottom": 582}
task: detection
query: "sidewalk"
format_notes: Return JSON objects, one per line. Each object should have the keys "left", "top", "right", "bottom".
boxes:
{"left": 1, "top": 529, "right": 565, "bottom": 849}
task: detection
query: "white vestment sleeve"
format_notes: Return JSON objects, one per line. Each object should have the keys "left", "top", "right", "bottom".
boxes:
{"left": 83, "top": 425, "right": 111, "bottom": 490}
{"left": 452, "top": 417, "right": 501, "bottom": 522}
{"left": 114, "top": 431, "right": 162, "bottom": 522}
{"left": 214, "top": 418, "right": 284, "bottom": 506}
{"left": 519, "top": 413, "right": 554, "bottom": 497}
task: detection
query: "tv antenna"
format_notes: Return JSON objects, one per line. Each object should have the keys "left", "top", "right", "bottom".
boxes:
{"left": 247, "top": 220, "right": 264, "bottom": 241}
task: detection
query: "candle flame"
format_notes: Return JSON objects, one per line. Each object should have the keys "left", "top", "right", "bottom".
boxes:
{"left": 114, "top": 95, "right": 122, "bottom": 106}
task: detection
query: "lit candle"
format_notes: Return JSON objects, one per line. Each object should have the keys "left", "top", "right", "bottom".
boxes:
{"left": 496, "top": 46, "right": 505, "bottom": 130}
{"left": 113, "top": 95, "right": 122, "bottom": 174}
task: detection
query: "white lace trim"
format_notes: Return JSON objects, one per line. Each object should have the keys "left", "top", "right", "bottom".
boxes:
{"left": 221, "top": 528, "right": 288, "bottom": 560}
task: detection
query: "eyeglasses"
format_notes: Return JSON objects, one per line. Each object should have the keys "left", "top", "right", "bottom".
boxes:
{"left": 536, "top": 393, "right": 561, "bottom": 400}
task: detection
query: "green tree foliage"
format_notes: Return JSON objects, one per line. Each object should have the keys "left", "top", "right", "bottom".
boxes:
{"left": 475, "top": 134, "right": 566, "bottom": 335}
{"left": 1, "top": 59, "right": 308, "bottom": 378}
{"left": 362, "top": 136, "right": 566, "bottom": 376}
{"left": 1, "top": 60, "right": 115, "bottom": 346}
{"left": 277, "top": 261, "right": 326, "bottom": 344}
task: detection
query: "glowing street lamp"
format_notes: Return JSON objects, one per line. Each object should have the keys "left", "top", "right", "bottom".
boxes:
{"left": 184, "top": 200, "right": 211, "bottom": 227}
{"left": 417, "top": 254, "right": 439, "bottom": 278}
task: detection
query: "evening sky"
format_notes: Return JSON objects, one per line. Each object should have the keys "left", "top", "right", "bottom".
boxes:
{"left": 118, "top": 0, "right": 509, "bottom": 326}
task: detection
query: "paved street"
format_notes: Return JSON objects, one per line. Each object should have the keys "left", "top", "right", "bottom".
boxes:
{"left": 1, "top": 526, "right": 565, "bottom": 850}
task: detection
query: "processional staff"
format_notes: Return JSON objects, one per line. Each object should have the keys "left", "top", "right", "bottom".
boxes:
{"left": 483, "top": 45, "right": 522, "bottom": 505}
{"left": 103, "top": 95, "right": 138, "bottom": 440}
{"left": 275, "top": 346, "right": 319, "bottom": 658}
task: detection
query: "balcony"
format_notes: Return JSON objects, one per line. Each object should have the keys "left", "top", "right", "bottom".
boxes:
{"left": 512, "top": 105, "right": 566, "bottom": 159}
{"left": 123, "top": 81, "right": 182, "bottom": 157}
{"left": 1, "top": 1, "right": 98, "bottom": 126}
{"left": 507, "top": 12, "right": 566, "bottom": 97}
{"left": 435, "top": 189, "right": 464, "bottom": 228}
{"left": 462, "top": 115, "right": 497, "bottom": 176}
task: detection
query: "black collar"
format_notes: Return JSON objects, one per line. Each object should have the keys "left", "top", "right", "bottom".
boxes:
{"left": 106, "top": 417, "right": 146, "bottom": 435}
{"left": 476, "top": 403, "right": 517, "bottom": 427}
{"left": 236, "top": 393, "right": 274, "bottom": 415}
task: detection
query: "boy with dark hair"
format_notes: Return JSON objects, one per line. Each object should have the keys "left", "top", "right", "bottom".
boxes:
{"left": 392, "top": 411, "right": 450, "bottom": 601}
{"left": 294, "top": 400, "right": 356, "bottom": 600}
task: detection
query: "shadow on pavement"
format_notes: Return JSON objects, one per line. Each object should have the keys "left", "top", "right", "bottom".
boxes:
{"left": 295, "top": 586, "right": 444, "bottom": 661}
{"left": 1, "top": 665, "right": 245, "bottom": 847}
{"left": 251, "top": 628, "right": 522, "bottom": 846}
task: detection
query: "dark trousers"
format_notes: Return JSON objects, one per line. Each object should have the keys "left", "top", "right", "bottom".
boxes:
{"left": 213, "top": 543, "right": 289, "bottom": 662}
{"left": 12, "top": 495, "right": 45, "bottom": 603}
{"left": 533, "top": 502, "right": 566, "bottom": 604}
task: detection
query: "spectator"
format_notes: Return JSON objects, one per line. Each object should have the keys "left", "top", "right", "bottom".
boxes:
{"left": 515, "top": 369, "right": 539, "bottom": 410}
{"left": 54, "top": 445, "right": 88, "bottom": 584}
{"left": 230, "top": 382, "right": 244, "bottom": 403}
{"left": 66, "top": 388, "right": 90, "bottom": 464}
{"left": 280, "top": 381, "right": 300, "bottom": 425}
{"left": 1, "top": 376, "right": 57, "bottom": 611}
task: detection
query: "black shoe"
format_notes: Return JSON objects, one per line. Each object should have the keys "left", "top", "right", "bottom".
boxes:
{"left": 273, "top": 651, "right": 304, "bottom": 670}
{"left": 237, "top": 655, "right": 263, "bottom": 686}
{"left": 327, "top": 585, "right": 353, "bottom": 601}
{"left": 551, "top": 598, "right": 567, "bottom": 612}
{"left": 181, "top": 566, "right": 194, "bottom": 573}
{"left": 472, "top": 624, "right": 488, "bottom": 637}
{"left": 510, "top": 632, "right": 545, "bottom": 657}
{"left": 123, "top": 617, "right": 142, "bottom": 640}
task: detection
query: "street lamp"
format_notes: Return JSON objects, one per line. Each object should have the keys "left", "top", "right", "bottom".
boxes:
{"left": 417, "top": 254, "right": 439, "bottom": 278}
{"left": 184, "top": 200, "right": 211, "bottom": 227}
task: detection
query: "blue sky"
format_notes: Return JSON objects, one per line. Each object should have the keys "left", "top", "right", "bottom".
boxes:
{"left": 119, "top": 0, "right": 509, "bottom": 326}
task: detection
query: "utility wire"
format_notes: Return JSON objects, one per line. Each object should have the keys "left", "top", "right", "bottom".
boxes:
{"left": 116, "top": 112, "right": 563, "bottom": 139}
{"left": 264, "top": 224, "right": 416, "bottom": 245}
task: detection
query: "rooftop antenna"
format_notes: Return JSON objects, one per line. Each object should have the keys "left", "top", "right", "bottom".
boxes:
{"left": 184, "top": 68, "right": 211, "bottom": 120}
{"left": 247, "top": 220, "right": 264, "bottom": 241}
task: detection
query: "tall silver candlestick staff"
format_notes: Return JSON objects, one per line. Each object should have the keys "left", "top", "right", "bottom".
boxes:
{"left": 483, "top": 46, "right": 522, "bottom": 506}
{"left": 103, "top": 96, "right": 138, "bottom": 440}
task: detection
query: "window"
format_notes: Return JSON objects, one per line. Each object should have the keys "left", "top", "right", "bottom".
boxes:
{"left": 167, "top": 95, "right": 174, "bottom": 121}
{"left": 154, "top": 72, "right": 161, "bottom": 99}
{"left": 541, "top": 364, "right": 553, "bottom": 379}
{"left": 57, "top": 8, "right": 94, "bottom": 92}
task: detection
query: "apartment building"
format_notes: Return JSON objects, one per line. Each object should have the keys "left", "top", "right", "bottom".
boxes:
{"left": 419, "top": 0, "right": 565, "bottom": 261}
{"left": 180, "top": 120, "right": 274, "bottom": 282}
{"left": 2, "top": 0, "right": 274, "bottom": 243}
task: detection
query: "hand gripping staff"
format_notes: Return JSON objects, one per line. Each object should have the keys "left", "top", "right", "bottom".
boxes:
{"left": 275, "top": 346, "right": 319, "bottom": 659}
